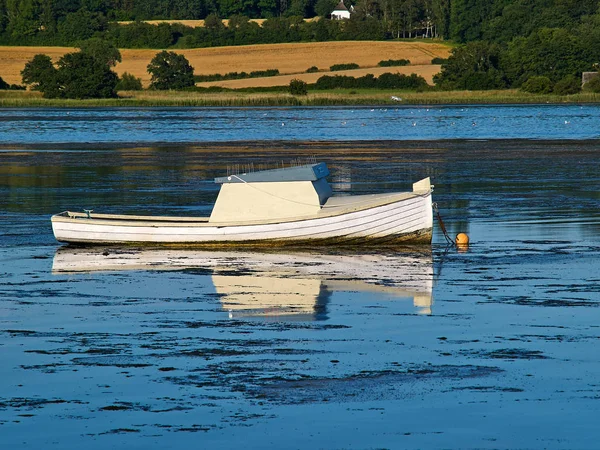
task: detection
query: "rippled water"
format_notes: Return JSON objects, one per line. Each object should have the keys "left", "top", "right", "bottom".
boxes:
{"left": 1, "top": 104, "right": 600, "bottom": 143}
{"left": 1, "top": 108, "right": 600, "bottom": 449}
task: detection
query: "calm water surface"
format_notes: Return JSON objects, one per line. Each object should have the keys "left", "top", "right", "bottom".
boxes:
{"left": 1, "top": 104, "right": 600, "bottom": 143}
{"left": 1, "top": 107, "right": 599, "bottom": 449}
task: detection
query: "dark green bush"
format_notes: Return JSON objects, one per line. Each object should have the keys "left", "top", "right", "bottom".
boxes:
{"left": 520, "top": 76, "right": 553, "bottom": 94}
{"left": 553, "top": 75, "right": 581, "bottom": 95}
{"left": 289, "top": 78, "right": 308, "bottom": 95}
{"left": 116, "top": 72, "right": 143, "bottom": 90}
{"left": 431, "top": 57, "right": 448, "bottom": 64}
{"left": 314, "top": 72, "right": 428, "bottom": 90}
{"left": 306, "top": 66, "right": 319, "bottom": 73}
{"left": 330, "top": 63, "right": 359, "bottom": 71}
{"left": 378, "top": 59, "right": 410, "bottom": 67}
{"left": 194, "top": 69, "right": 279, "bottom": 82}
{"left": 0, "top": 76, "right": 25, "bottom": 90}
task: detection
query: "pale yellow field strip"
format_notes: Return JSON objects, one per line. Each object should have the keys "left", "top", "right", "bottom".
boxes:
{"left": 197, "top": 65, "right": 442, "bottom": 88}
{"left": 0, "top": 41, "right": 450, "bottom": 87}
{"left": 116, "top": 19, "right": 269, "bottom": 27}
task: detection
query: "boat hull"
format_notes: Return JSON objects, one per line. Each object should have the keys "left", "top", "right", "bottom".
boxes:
{"left": 51, "top": 191, "right": 433, "bottom": 247}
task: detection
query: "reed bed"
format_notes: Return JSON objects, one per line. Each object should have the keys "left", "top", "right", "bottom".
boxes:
{"left": 1, "top": 89, "right": 600, "bottom": 107}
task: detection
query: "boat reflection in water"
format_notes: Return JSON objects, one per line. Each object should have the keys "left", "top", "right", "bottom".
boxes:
{"left": 52, "top": 248, "right": 434, "bottom": 318}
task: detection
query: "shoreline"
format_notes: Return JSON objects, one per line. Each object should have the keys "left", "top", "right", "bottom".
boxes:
{"left": 1, "top": 89, "right": 600, "bottom": 107}
{"left": 2, "top": 139, "right": 599, "bottom": 151}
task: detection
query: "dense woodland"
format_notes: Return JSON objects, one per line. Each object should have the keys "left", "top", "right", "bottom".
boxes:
{"left": 2, "top": 0, "right": 600, "bottom": 93}
{"left": 1, "top": 0, "right": 599, "bottom": 45}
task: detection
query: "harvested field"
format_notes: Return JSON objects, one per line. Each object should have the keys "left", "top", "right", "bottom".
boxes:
{"left": 0, "top": 41, "right": 450, "bottom": 88}
{"left": 115, "top": 19, "right": 269, "bottom": 27}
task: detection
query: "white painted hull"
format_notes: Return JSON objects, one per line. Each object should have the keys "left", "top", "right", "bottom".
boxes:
{"left": 51, "top": 191, "right": 433, "bottom": 246}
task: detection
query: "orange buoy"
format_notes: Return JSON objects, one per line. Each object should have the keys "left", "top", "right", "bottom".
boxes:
{"left": 455, "top": 232, "right": 470, "bottom": 246}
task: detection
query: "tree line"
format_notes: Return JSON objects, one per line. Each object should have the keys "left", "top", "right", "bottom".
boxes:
{"left": 0, "top": 0, "right": 451, "bottom": 48}
{"left": 19, "top": 41, "right": 193, "bottom": 98}
{"left": 4, "top": 0, "right": 600, "bottom": 94}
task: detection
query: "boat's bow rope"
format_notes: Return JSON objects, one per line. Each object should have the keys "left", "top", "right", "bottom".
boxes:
{"left": 432, "top": 202, "right": 456, "bottom": 246}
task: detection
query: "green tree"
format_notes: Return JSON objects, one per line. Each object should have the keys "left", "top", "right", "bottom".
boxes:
{"left": 433, "top": 41, "right": 507, "bottom": 90}
{"left": 57, "top": 10, "right": 108, "bottom": 42}
{"left": 449, "top": 0, "right": 494, "bottom": 42}
{"left": 430, "top": 0, "right": 450, "bottom": 38}
{"left": 5, "top": 0, "right": 40, "bottom": 37}
{"left": 147, "top": 50, "right": 195, "bottom": 90}
{"left": 21, "top": 51, "right": 119, "bottom": 99}
{"left": 502, "top": 28, "right": 588, "bottom": 86}
{"left": 315, "top": 0, "right": 337, "bottom": 16}
{"left": 79, "top": 38, "right": 122, "bottom": 67}
{"left": 21, "top": 54, "right": 59, "bottom": 94}
{"left": 0, "top": 0, "right": 7, "bottom": 34}
{"left": 55, "top": 52, "right": 119, "bottom": 98}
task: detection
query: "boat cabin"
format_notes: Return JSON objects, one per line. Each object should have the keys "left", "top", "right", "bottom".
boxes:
{"left": 209, "top": 163, "right": 333, "bottom": 223}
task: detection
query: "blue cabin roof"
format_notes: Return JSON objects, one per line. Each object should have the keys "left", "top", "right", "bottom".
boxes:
{"left": 215, "top": 162, "right": 329, "bottom": 184}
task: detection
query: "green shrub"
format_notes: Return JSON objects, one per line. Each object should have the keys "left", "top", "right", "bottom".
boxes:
{"left": 314, "top": 72, "right": 427, "bottom": 90}
{"left": 116, "top": 72, "right": 143, "bottom": 90}
{"left": 378, "top": 59, "right": 410, "bottom": 67}
{"left": 330, "top": 63, "right": 359, "bottom": 71}
{"left": 289, "top": 78, "right": 308, "bottom": 95}
{"left": 431, "top": 57, "right": 448, "bottom": 64}
{"left": 306, "top": 66, "right": 319, "bottom": 73}
{"left": 553, "top": 75, "right": 581, "bottom": 95}
{"left": 194, "top": 69, "right": 279, "bottom": 82}
{"left": 520, "top": 76, "right": 553, "bottom": 94}
{"left": 583, "top": 75, "right": 600, "bottom": 93}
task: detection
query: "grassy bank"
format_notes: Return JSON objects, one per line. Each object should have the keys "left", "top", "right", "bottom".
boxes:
{"left": 2, "top": 89, "right": 600, "bottom": 107}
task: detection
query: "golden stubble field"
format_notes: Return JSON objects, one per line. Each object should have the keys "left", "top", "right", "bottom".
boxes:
{"left": 0, "top": 41, "right": 450, "bottom": 88}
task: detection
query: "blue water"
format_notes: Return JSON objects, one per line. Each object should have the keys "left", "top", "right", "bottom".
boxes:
{"left": 1, "top": 104, "right": 599, "bottom": 143}
{"left": 1, "top": 106, "right": 600, "bottom": 449}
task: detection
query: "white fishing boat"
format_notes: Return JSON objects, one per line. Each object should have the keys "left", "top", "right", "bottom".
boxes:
{"left": 51, "top": 162, "right": 433, "bottom": 246}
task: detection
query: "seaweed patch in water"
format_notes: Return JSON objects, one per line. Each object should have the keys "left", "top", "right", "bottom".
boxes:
{"left": 0, "top": 398, "right": 85, "bottom": 410}
{"left": 462, "top": 348, "right": 548, "bottom": 360}
{"left": 71, "top": 356, "right": 153, "bottom": 368}
{"left": 247, "top": 364, "right": 503, "bottom": 405}
{"left": 100, "top": 428, "right": 140, "bottom": 434}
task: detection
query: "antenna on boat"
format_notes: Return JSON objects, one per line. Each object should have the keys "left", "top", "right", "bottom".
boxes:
{"left": 226, "top": 157, "right": 319, "bottom": 176}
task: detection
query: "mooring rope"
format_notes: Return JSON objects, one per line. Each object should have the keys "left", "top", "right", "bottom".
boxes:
{"left": 432, "top": 202, "right": 455, "bottom": 246}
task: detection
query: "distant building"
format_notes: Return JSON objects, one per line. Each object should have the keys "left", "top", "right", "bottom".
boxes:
{"left": 582, "top": 72, "right": 599, "bottom": 87}
{"left": 331, "top": 1, "right": 351, "bottom": 20}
